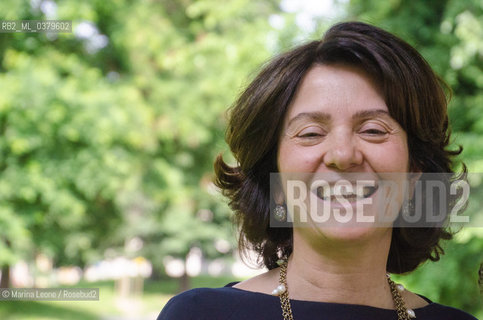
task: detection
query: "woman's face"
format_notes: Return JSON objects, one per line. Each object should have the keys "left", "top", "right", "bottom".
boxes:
{"left": 277, "top": 64, "right": 410, "bottom": 242}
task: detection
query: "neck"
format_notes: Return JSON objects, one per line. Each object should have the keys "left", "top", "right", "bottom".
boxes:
{"left": 287, "top": 228, "right": 394, "bottom": 309}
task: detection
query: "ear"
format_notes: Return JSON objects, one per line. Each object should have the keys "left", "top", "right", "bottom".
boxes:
{"left": 408, "top": 171, "right": 422, "bottom": 199}
{"left": 273, "top": 176, "right": 285, "bottom": 205}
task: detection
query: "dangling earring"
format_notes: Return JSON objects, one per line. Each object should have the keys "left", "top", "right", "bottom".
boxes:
{"left": 274, "top": 205, "right": 287, "bottom": 222}
{"left": 402, "top": 198, "right": 414, "bottom": 216}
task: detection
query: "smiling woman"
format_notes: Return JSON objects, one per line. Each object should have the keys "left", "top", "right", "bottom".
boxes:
{"left": 157, "top": 22, "right": 476, "bottom": 320}
{"left": 277, "top": 64, "right": 410, "bottom": 242}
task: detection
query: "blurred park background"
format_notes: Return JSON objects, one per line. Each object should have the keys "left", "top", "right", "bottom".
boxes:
{"left": 0, "top": 0, "right": 481, "bottom": 319}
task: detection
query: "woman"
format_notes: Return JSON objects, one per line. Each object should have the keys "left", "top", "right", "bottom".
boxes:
{"left": 158, "top": 22, "right": 477, "bottom": 320}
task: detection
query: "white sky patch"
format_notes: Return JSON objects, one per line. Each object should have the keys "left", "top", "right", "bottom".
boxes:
{"left": 30, "top": 0, "right": 42, "bottom": 11}
{"left": 74, "top": 21, "right": 109, "bottom": 54}
{"left": 280, "top": 0, "right": 348, "bottom": 33}
{"left": 269, "top": 14, "right": 285, "bottom": 30}
{"left": 40, "top": 0, "right": 57, "bottom": 19}
{"left": 75, "top": 21, "right": 98, "bottom": 39}
{"left": 281, "top": 0, "right": 338, "bottom": 16}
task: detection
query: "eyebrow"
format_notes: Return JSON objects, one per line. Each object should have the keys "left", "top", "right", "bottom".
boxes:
{"left": 287, "top": 109, "right": 390, "bottom": 127}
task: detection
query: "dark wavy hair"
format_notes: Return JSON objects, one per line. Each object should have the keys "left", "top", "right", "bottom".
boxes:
{"left": 214, "top": 21, "right": 465, "bottom": 274}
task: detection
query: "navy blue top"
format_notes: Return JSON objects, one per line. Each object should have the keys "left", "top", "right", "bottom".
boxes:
{"left": 157, "top": 282, "right": 478, "bottom": 320}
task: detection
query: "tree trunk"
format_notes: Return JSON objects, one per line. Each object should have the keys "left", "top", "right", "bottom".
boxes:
{"left": 0, "top": 265, "right": 10, "bottom": 288}
{"left": 479, "top": 262, "right": 482, "bottom": 294}
{"left": 178, "top": 271, "right": 190, "bottom": 293}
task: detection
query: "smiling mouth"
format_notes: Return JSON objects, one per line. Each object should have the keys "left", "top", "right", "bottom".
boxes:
{"left": 315, "top": 185, "right": 378, "bottom": 201}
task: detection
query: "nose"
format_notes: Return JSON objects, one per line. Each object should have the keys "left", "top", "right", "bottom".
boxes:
{"left": 322, "top": 130, "right": 363, "bottom": 170}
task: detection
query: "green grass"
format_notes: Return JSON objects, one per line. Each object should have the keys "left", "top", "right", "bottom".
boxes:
{"left": 0, "top": 275, "right": 241, "bottom": 320}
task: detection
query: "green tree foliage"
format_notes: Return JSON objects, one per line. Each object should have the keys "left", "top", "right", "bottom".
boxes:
{"left": 0, "top": 0, "right": 281, "bottom": 281}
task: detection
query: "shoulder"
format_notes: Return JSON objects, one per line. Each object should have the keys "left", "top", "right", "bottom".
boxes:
{"left": 401, "top": 289, "right": 431, "bottom": 309}
{"left": 231, "top": 267, "right": 278, "bottom": 294}
{"left": 403, "top": 289, "right": 477, "bottom": 320}
{"left": 156, "top": 285, "right": 245, "bottom": 320}
{"left": 418, "top": 301, "right": 478, "bottom": 320}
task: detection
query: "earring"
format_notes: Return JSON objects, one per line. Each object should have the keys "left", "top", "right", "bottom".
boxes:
{"left": 402, "top": 198, "right": 414, "bottom": 216}
{"left": 274, "top": 205, "right": 287, "bottom": 222}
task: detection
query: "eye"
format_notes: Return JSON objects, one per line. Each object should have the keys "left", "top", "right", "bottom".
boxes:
{"left": 299, "top": 132, "right": 323, "bottom": 138}
{"left": 361, "top": 128, "right": 387, "bottom": 135}
{"left": 296, "top": 127, "right": 326, "bottom": 138}
{"left": 359, "top": 122, "right": 389, "bottom": 136}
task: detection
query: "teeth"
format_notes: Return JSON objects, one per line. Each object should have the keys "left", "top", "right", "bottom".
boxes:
{"left": 316, "top": 186, "right": 377, "bottom": 200}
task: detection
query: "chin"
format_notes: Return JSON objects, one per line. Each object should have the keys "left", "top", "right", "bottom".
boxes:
{"left": 313, "top": 225, "right": 391, "bottom": 243}
{"left": 293, "top": 220, "right": 393, "bottom": 250}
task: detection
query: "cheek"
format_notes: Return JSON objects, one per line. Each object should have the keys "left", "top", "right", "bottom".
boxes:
{"left": 365, "top": 143, "right": 409, "bottom": 172}
{"left": 278, "top": 142, "right": 321, "bottom": 172}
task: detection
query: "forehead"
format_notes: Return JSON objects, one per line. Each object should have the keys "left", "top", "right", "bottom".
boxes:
{"left": 285, "top": 64, "right": 387, "bottom": 120}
